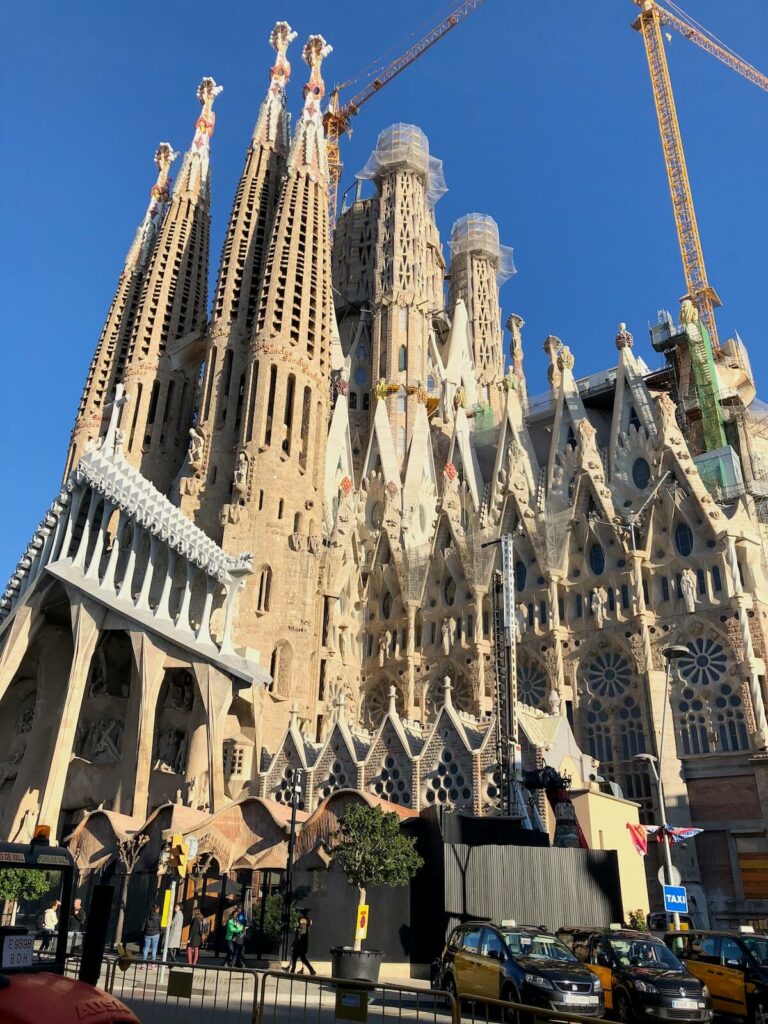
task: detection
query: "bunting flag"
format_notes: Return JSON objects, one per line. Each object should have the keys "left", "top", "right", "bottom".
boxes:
{"left": 627, "top": 823, "right": 648, "bottom": 856}
{"left": 646, "top": 824, "right": 704, "bottom": 844}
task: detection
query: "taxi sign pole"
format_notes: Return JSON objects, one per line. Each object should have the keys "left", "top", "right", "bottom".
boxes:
{"left": 158, "top": 877, "right": 177, "bottom": 982}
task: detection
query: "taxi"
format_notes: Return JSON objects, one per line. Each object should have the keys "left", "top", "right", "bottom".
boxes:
{"left": 438, "top": 920, "right": 604, "bottom": 1015}
{"left": 665, "top": 929, "right": 768, "bottom": 1023}
{"left": 557, "top": 928, "right": 712, "bottom": 1023}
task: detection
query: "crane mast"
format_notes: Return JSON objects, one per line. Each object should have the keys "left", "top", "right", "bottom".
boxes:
{"left": 324, "top": 0, "right": 485, "bottom": 231}
{"left": 633, "top": 0, "right": 722, "bottom": 348}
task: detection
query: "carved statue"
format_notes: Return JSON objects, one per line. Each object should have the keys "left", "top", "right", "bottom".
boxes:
{"left": 87, "top": 650, "right": 108, "bottom": 696}
{"left": 680, "top": 567, "right": 697, "bottom": 614}
{"left": 557, "top": 345, "right": 575, "bottom": 372}
{"left": 165, "top": 675, "right": 194, "bottom": 711}
{"left": 590, "top": 588, "right": 606, "bottom": 629}
{"left": 548, "top": 687, "right": 562, "bottom": 715}
{"left": 378, "top": 630, "right": 391, "bottom": 668}
{"left": 516, "top": 602, "right": 528, "bottom": 639}
{"left": 679, "top": 296, "right": 699, "bottom": 325}
{"left": 155, "top": 728, "right": 186, "bottom": 773}
{"left": 338, "top": 625, "right": 349, "bottom": 664}
{"left": 441, "top": 617, "right": 457, "bottom": 656}
{"left": 78, "top": 718, "right": 123, "bottom": 764}
{"left": 188, "top": 426, "right": 205, "bottom": 471}
{"left": 233, "top": 451, "right": 249, "bottom": 499}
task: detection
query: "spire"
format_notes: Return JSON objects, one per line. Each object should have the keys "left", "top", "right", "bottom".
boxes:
{"left": 287, "top": 35, "right": 333, "bottom": 182}
{"left": 64, "top": 143, "right": 178, "bottom": 476}
{"left": 118, "top": 79, "right": 217, "bottom": 491}
{"left": 183, "top": 27, "right": 298, "bottom": 532}
{"left": 174, "top": 76, "right": 223, "bottom": 198}
{"left": 253, "top": 21, "right": 297, "bottom": 148}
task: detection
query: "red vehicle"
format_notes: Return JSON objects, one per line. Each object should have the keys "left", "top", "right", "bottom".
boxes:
{"left": 0, "top": 830, "right": 138, "bottom": 1024}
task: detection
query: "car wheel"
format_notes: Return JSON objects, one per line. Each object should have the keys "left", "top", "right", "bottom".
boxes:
{"left": 614, "top": 991, "right": 634, "bottom": 1024}
{"left": 443, "top": 973, "right": 457, "bottom": 1002}
{"left": 501, "top": 986, "right": 527, "bottom": 1024}
{"left": 751, "top": 1000, "right": 768, "bottom": 1024}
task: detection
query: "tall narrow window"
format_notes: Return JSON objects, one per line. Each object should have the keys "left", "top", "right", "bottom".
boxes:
{"left": 202, "top": 350, "right": 217, "bottom": 421}
{"left": 712, "top": 565, "right": 723, "bottom": 593}
{"left": 283, "top": 373, "right": 295, "bottom": 454}
{"left": 245, "top": 363, "right": 260, "bottom": 443}
{"left": 264, "top": 365, "right": 277, "bottom": 446}
{"left": 256, "top": 566, "right": 272, "bottom": 612}
{"left": 300, "top": 386, "right": 311, "bottom": 471}
{"left": 128, "top": 382, "right": 143, "bottom": 451}
{"left": 349, "top": 391, "right": 358, "bottom": 410}
{"left": 219, "top": 350, "right": 233, "bottom": 423}
{"left": 398, "top": 345, "right": 407, "bottom": 372}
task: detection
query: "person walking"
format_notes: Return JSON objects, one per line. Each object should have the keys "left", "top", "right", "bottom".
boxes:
{"left": 142, "top": 903, "right": 162, "bottom": 967}
{"left": 68, "top": 897, "right": 87, "bottom": 953}
{"left": 167, "top": 902, "right": 184, "bottom": 962}
{"left": 39, "top": 899, "right": 60, "bottom": 954}
{"left": 224, "top": 911, "right": 244, "bottom": 967}
{"left": 290, "top": 909, "right": 316, "bottom": 975}
{"left": 186, "top": 908, "right": 204, "bottom": 966}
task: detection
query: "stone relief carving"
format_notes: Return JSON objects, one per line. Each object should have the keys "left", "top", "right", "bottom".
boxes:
{"left": 441, "top": 617, "right": 456, "bottom": 655}
{"left": 188, "top": 426, "right": 205, "bottom": 471}
{"left": 154, "top": 729, "right": 188, "bottom": 774}
{"left": 164, "top": 675, "right": 194, "bottom": 711}
{"left": 77, "top": 718, "right": 123, "bottom": 764}
{"left": 590, "top": 587, "right": 607, "bottom": 629}
{"left": 680, "top": 567, "right": 697, "bottom": 614}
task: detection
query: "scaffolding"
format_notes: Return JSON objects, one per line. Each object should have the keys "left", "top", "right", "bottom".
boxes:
{"left": 356, "top": 123, "right": 448, "bottom": 207}
{"left": 449, "top": 213, "right": 516, "bottom": 285}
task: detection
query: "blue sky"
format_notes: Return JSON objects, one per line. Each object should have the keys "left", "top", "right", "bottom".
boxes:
{"left": 1, "top": 0, "right": 766, "bottom": 580}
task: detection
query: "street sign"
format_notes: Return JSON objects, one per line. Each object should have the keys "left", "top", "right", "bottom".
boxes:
{"left": 658, "top": 865, "right": 682, "bottom": 887}
{"left": 663, "top": 884, "right": 688, "bottom": 914}
{"left": 355, "top": 904, "right": 369, "bottom": 941}
{"left": 161, "top": 888, "right": 173, "bottom": 927}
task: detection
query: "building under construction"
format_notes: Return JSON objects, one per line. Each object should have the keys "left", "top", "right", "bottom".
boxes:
{"left": 0, "top": 8, "right": 766, "bottom": 931}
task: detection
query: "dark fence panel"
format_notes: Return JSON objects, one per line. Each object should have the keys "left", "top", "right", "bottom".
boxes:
{"left": 444, "top": 843, "right": 622, "bottom": 934}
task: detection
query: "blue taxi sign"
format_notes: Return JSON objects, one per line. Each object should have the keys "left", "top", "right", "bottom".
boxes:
{"left": 663, "top": 884, "right": 688, "bottom": 914}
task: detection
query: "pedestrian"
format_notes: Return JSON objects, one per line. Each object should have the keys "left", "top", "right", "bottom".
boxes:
{"left": 167, "top": 902, "right": 184, "bottom": 962}
{"left": 69, "top": 897, "right": 86, "bottom": 933}
{"left": 187, "top": 908, "right": 204, "bottom": 966}
{"left": 224, "top": 910, "right": 244, "bottom": 967}
{"left": 142, "top": 903, "right": 162, "bottom": 967}
{"left": 290, "top": 908, "right": 316, "bottom": 975}
{"left": 39, "top": 899, "right": 60, "bottom": 953}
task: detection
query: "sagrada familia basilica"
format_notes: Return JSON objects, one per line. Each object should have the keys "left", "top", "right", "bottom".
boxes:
{"left": 1, "top": 23, "right": 767, "bottom": 927}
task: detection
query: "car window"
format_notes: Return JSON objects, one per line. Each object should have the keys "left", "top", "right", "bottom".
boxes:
{"left": 481, "top": 929, "right": 505, "bottom": 959}
{"left": 462, "top": 928, "right": 482, "bottom": 953}
{"left": 744, "top": 937, "right": 768, "bottom": 966}
{"left": 504, "top": 933, "right": 578, "bottom": 962}
{"left": 699, "top": 937, "right": 721, "bottom": 964}
{"left": 571, "top": 935, "right": 591, "bottom": 962}
{"left": 448, "top": 929, "right": 464, "bottom": 951}
{"left": 721, "top": 939, "right": 746, "bottom": 968}
{"left": 608, "top": 938, "right": 683, "bottom": 970}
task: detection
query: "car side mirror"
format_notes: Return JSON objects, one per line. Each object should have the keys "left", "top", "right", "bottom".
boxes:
{"left": 725, "top": 960, "right": 743, "bottom": 969}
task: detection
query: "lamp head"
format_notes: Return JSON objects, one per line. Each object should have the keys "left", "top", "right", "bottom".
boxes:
{"left": 662, "top": 644, "right": 689, "bottom": 661}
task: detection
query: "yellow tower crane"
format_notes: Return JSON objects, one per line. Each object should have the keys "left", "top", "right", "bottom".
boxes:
{"left": 323, "top": 0, "right": 486, "bottom": 233}
{"left": 632, "top": 0, "right": 768, "bottom": 351}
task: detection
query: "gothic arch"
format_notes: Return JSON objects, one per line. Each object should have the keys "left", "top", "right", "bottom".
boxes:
{"left": 361, "top": 676, "right": 404, "bottom": 731}
{"left": 269, "top": 640, "right": 294, "bottom": 699}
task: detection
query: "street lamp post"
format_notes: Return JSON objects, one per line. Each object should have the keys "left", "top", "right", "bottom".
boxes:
{"left": 280, "top": 767, "right": 303, "bottom": 963}
{"left": 634, "top": 643, "right": 689, "bottom": 929}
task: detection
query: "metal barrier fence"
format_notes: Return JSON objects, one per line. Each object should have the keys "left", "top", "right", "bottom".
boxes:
{"left": 59, "top": 955, "right": 607, "bottom": 1024}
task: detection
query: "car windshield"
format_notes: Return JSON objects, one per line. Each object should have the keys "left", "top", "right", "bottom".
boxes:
{"left": 744, "top": 937, "right": 768, "bottom": 966}
{"left": 502, "top": 931, "right": 578, "bottom": 962}
{"left": 609, "top": 937, "right": 683, "bottom": 970}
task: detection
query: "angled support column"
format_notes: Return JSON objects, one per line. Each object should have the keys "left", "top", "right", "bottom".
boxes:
{"left": 127, "top": 632, "right": 167, "bottom": 820}
{"left": 37, "top": 593, "right": 105, "bottom": 836}
{"left": 72, "top": 490, "right": 100, "bottom": 569}
{"left": 176, "top": 561, "right": 195, "bottom": 631}
{"left": 118, "top": 524, "right": 143, "bottom": 600}
{"left": 135, "top": 535, "right": 160, "bottom": 612}
{"left": 196, "top": 578, "right": 215, "bottom": 645}
{"left": 85, "top": 501, "right": 114, "bottom": 581}
{"left": 154, "top": 549, "right": 178, "bottom": 623}
{"left": 100, "top": 512, "right": 128, "bottom": 593}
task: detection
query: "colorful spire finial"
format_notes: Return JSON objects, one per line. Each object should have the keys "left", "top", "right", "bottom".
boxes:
{"left": 150, "top": 142, "right": 179, "bottom": 206}
{"left": 301, "top": 35, "right": 332, "bottom": 123}
{"left": 194, "top": 76, "right": 223, "bottom": 151}
{"left": 253, "top": 22, "right": 297, "bottom": 147}
{"left": 270, "top": 20, "right": 297, "bottom": 87}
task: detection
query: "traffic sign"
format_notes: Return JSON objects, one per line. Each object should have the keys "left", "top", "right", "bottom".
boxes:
{"left": 663, "top": 884, "right": 688, "bottom": 914}
{"left": 355, "top": 904, "right": 369, "bottom": 941}
{"left": 658, "top": 865, "right": 682, "bottom": 887}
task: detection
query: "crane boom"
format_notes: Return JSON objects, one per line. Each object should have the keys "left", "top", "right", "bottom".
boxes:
{"left": 632, "top": 0, "right": 768, "bottom": 92}
{"left": 324, "top": 0, "right": 486, "bottom": 231}
{"left": 633, "top": 0, "right": 721, "bottom": 348}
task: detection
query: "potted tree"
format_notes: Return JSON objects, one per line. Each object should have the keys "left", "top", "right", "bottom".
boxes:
{"left": 329, "top": 802, "right": 423, "bottom": 983}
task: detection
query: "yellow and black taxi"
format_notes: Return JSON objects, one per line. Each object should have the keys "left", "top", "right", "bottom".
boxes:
{"left": 437, "top": 920, "right": 604, "bottom": 1015}
{"left": 557, "top": 928, "right": 712, "bottom": 1023}
{"left": 665, "top": 929, "right": 768, "bottom": 1024}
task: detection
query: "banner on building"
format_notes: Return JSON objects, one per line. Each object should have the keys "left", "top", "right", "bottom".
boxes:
{"left": 626, "top": 823, "right": 648, "bottom": 856}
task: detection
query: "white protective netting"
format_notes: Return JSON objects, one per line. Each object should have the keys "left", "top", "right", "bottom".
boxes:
{"left": 356, "top": 123, "right": 448, "bottom": 208}
{"left": 449, "top": 213, "right": 516, "bottom": 286}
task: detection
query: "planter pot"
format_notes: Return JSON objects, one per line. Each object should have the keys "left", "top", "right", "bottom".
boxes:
{"left": 330, "top": 946, "right": 385, "bottom": 984}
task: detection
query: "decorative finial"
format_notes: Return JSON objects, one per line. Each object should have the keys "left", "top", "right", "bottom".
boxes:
{"left": 615, "top": 322, "right": 634, "bottom": 350}
{"left": 543, "top": 335, "right": 562, "bottom": 392}
{"left": 556, "top": 345, "right": 574, "bottom": 372}
{"left": 443, "top": 675, "right": 453, "bottom": 708}
{"left": 151, "top": 142, "right": 179, "bottom": 204}
{"left": 506, "top": 313, "right": 525, "bottom": 380}
{"left": 193, "top": 77, "right": 223, "bottom": 152}
{"left": 387, "top": 684, "right": 398, "bottom": 716}
{"left": 289, "top": 702, "right": 299, "bottom": 727}
{"left": 301, "top": 35, "right": 332, "bottom": 121}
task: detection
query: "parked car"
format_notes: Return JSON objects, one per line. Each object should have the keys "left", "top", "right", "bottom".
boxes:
{"left": 557, "top": 927, "right": 712, "bottom": 1023}
{"left": 437, "top": 921, "right": 604, "bottom": 1016}
{"left": 665, "top": 929, "right": 768, "bottom": 1024}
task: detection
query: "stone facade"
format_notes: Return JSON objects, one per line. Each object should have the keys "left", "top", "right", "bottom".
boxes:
{"left": 2, "top": 21, "right": 768, "bottom": 929}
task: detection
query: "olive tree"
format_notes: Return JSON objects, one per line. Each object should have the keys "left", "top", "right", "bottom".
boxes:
{"left": 330, "top": 802, "right": 423, "bottom": 950}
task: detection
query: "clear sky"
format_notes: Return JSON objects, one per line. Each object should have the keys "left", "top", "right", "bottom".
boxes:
{"left": 1, "top": 0, "right": 766, "bottom": 581}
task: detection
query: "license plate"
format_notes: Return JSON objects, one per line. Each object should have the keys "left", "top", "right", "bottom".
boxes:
{"left": 671, "top": 999, "right": 699, "bottom": 1009}
{"left": 563, "top": 994, "right": 599, "bottom": 1005}
{"left": 2, "top": 934, "right": 34, "bottom": 969}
